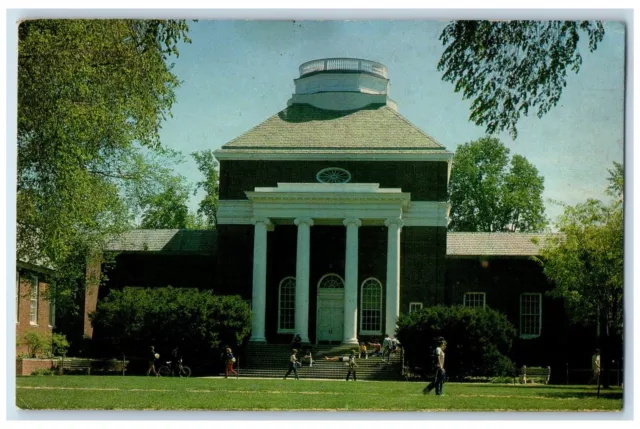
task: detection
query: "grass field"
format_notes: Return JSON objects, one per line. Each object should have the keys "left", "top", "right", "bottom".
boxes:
{"left": 16, "top": 376, "right": 623, "bottom": 412}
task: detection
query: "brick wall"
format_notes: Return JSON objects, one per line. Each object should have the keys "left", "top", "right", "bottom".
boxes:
{"left": 16, "top": 358, "right": 59, "bottom": 376}
{"left": 219, "top": 160, "right": 448, "bottom": 201}
{"left": 16, "top": 273, "right": 52, "bottom": 357}
{"left": 445, "top": 257, "right": 570, "bottom": 367}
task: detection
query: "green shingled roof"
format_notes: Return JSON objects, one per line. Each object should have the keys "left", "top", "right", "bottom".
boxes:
{"left": 220, "top": 103, "right": 446, "bottom": 152}
{"left": 105, "top": 229, "right": 216, "bottom": 254}
{"left": 446, "top": 232, "right": 554, "bottom": 256}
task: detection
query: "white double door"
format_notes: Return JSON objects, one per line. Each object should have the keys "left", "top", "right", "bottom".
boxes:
{"left": 316, "top": 288, "right": 344, "bottom": 343}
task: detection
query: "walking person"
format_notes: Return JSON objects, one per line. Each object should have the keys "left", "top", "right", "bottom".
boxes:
{"left": 283, "top": 348, "right": 300, "bottom": 380}
{"left": 147, "top": 345, "right": 159, "bottom": 376}
{"left": 423, "top": 338, "right": 447, "bottom": 396}
{"left": 591, "top": 349, "right": 601, "bottom": 384}
{"left": 346, "top": 351, "right": 358, "bottom": 381}
{"left": 224, "top": 347, "right": 238, "bottom": 378}
{"left": 381, "top": 334, "right": 391, "bottom": 362}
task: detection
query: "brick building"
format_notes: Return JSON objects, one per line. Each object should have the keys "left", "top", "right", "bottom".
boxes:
{"left": 16, "top": 260, "right": 55, "bottom": 357}
{"left": 78, "top": 58, "right": 590, "bottom": 370}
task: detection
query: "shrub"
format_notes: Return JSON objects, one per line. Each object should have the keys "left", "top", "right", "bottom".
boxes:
{"left": 22, "top": 332, "right": 51, "bottom": 358}
{"left": 52, "top": 333, "right": 70, "bottom": 357}
{"left": 396, "top": 305, "right": 517, "bottom": 379}
{"left": 89, "top": 286, "right": 252, "bottom": 360}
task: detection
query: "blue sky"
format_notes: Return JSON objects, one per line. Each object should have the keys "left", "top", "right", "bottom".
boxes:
{"left": 158, "top": 20, "right": 625, "bottom": 224}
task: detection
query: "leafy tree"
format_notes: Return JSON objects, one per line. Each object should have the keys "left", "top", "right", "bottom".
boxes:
{"left": 538, "top": 163, "right": 623, "bottom": 386}
{"left": 396, "top": 306, "right": 517, "bottom": 379}
{"left": 140, "top": 175, "right": 192, "bottom": 229}
{"left": 192, "top": 150, "right": 220, "bottom": 229}
{"left": 607, "top": 161, "right": 624, "bottom": 199}
{"left": 17, "top": 20, "right": 192, "bottom": 312}
{"left": 90, "top": 286, "right": 252, "bottom": 362}
{"left": 448, "top": 137, "right": 547, "bottom": 232}
{"left": 51, "top": 333, "right": 70, "bottom": 357}
{"left": 21, "top": 332, "right": 51, "bottom": 358}
{"left": 438, "top": 21, "right": 606, "bottom": 139}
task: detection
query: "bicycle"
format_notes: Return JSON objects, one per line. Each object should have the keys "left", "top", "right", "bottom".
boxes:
{"left": 158, "top": 357, "right": 191, "bottom": 377}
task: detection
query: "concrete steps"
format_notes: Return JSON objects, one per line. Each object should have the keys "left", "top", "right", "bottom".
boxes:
{"left": 237, "top": 343, "right": 404, "bottom": 381}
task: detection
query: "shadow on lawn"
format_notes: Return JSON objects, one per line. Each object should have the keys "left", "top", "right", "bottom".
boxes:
{"left": 470, "top": 384, "right": 623, "bottom": 400}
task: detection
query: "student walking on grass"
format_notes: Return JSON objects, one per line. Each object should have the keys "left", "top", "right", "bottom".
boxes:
{"left": 284, "top": 349, "right": 300, "bottom": 380}
{"left": 147, "top": 345, "right": 159, "bottom": 377}
{"left": 346, "top": 351, "right": 358, "bottom": 381}
{"left": 424, "top": 337, "right": 447, "bottom": 396}
{"left": 224, "top": 347, "right": 238, "bottom": 378}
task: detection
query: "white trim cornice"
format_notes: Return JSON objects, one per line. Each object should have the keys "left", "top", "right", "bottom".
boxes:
{"left": 213, "top": 150, "right": 453, "bottom": 162}
{"left": 218, "top": 199, "right": 449, "bottom": 227}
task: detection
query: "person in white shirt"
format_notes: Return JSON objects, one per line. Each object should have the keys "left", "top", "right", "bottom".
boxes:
{"left": 346, "top": 351, "right": 358, "bottom": 381}
{"left": 424, "top": 338, "right": 447, "bottom": 396}
{"left": 283, "top": 349, "right": 300, "bottom": 380}
{"left": 591, "top": 349, "right": 601, "bottom": 383}
{"left": 381, "top": 334, "right": 391, "bottom": 362}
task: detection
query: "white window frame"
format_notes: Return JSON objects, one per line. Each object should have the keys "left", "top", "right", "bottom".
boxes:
{"left": 409, "top": 302, "right": 423, "bottom": 313}
{"left": 359, "top": 277, "right": 383, "bottom": 335}
{"left": 29, "top": 275, "right": 39, "bottom": 326}
{"left": 277, "top": 277, "right": 296, "bottom": 333}
{"left": 520, "top": 293, "right": 542, "bottom": 339}
{"left": 464, "top": 292, "right": 486, "bottom": 309}
{"left": 48, "top": 286, "right": 56, "bottom": 328}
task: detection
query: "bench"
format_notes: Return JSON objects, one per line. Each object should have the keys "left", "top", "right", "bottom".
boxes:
{"left": 59, "top": 359, "right": 93, "bottom": 375}
{"left": 519, "top": 365, "right": 551, "bottom": 384}
{"left": 58, "top": 359, "right": 128, "bottom": 375}
{"left": 91, "top": 359, "right": 129, "bottom": 375}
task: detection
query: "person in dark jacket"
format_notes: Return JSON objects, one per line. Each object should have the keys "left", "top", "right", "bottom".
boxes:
{"left": 147, "top": 345, "right": 159, "bottom": 377}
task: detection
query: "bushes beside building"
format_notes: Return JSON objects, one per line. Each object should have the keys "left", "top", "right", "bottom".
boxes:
{"left": 396, "top": 306, "right": 516, "bottom": 379}
{"left": 89, "top": 286, "right": 251, "bottom": 360}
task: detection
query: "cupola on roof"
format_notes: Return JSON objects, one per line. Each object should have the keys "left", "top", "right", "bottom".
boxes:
{"left": 289, "top": 57, "right": 396, "bottom": 112}
{"left": 214, "top": 58, "right": 453, "bottom": 161}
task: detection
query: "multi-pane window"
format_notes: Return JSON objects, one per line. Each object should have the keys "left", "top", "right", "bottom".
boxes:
{"left": 409, "top": 302, "right": 423, "bottom": 313}
{"left": 49, "top": 287, "right": 56, "bottom": 327}
{"left": 360, "top": 278, "right": 382, "bottom": 333}
{"left": 29, "top": 276, "right": 39, "bottom": 325}
{"left": 520, "top": 293, "right": 542, "bottom": 338}
{"left": 278, "top": 277, "right": 296, "bottom": 332}
{"left": 464, "top": 292, "right": 486, "bottom": 309}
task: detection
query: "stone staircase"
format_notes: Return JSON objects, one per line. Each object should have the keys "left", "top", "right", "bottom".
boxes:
{"left": 235, "top": 343, "right": 404, "bottom": 381}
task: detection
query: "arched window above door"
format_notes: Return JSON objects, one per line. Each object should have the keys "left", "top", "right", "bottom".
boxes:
{"left": 318, "top": 273, "right": 345, "bottom": 289}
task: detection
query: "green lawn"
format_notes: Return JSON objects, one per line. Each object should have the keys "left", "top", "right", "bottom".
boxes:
{"left": 16, "top": 376, "right": 623, "bottom": 412}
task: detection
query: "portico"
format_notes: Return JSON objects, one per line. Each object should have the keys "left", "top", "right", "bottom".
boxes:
{"left": 213, "top": 57, "right": 452, "bottom": 346}
{"left": 217, "top": 182, "right": 448, "bottom": 344}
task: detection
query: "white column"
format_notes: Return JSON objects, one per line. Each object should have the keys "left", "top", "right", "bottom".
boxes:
{"left": 294, "top": 217, "right": 314, "bottom": 343}
{"left": 250, "top": 217, "right": 271, "bottom": 342}
{"left": 342, "top": 217, "right": 361, "bottom": 345}
{"left": 384, "top": 217, "right": 403, "bottom": 337}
